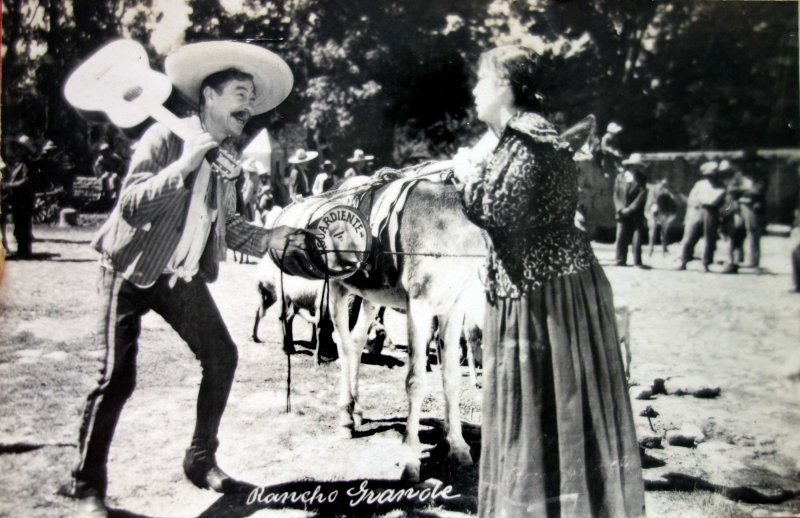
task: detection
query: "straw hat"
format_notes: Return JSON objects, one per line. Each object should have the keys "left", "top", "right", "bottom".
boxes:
{"left": 717, "top": 159, "right": 734, "bottom": 174}
{"left": 164, "top": 41, "right": 293, "bottom": 115}
{"left": 346, "top": 149, "right": 374, "bottom": 163}
{"left": 699, "top": 160, "right": 719, "bottom": 176}
{"left": 242, "top": 157, "right": 270, "bottom": 176}
{"left": 321, "top": 159, "right": 335, "bottom": 173}
{"left": 287, "top": 148, "right": 319, "bottom": 164}
{"left": 622, "top": 153, "right": 646, "bottom": 168}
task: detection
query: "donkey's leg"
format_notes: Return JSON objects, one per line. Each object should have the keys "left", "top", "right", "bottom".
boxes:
{"left": 402, "top": 298, "right": 435, "bottom": 482}
{"left": 330, "top": 285, "right": 358, "bottom": 433}
{"left": 439, "top": 311, "right": 473, "bottom": 466}
{"left": 330, "top": 286, "right": 376, "bottom": 434}
{"left": 252, "top": 283, "right": 276, "bottom": 343}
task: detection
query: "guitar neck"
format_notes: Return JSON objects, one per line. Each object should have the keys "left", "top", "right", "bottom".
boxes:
{"left": 136, "top": 101, "right": 197, "bottom": 142}
{"left": 127, "top": 95, "right": 239, "bottom": 178}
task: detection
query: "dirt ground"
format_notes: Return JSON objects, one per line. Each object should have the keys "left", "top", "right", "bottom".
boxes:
{"left": 0, "top": 224, "right": 798, "bottom": 518}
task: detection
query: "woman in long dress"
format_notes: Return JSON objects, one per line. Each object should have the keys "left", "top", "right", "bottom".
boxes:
{"left": 455, "top": 45, "right": 645, "bottom": 517}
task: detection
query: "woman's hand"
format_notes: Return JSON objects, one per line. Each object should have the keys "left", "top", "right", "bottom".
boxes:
{"left": 451, "top": 146, "right": 483, "bottom": 185}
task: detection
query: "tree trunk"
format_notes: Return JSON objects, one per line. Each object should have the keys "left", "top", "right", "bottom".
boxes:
{"left": 2, "top": 0, "right": 25, "bottom": 138}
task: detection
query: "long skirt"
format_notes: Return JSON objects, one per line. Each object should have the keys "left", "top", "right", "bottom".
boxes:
{"left": 478, "top": 264, "right": 645, "bottom": 518}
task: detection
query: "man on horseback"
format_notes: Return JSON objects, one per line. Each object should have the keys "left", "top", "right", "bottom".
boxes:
{"left": 62, "top": 41, "right": 311, "bottom": 517}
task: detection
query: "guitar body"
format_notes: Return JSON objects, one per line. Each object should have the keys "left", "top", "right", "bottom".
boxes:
{"left": 65, "top": 38, "right": 241, "bottom": 180}
{"left": 64, "top": 39, "right": 172, "bottom": 129}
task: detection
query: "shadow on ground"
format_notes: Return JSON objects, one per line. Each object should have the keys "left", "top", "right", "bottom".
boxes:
{"left": 644, "top": 472, "right": 798, "bottom": 505}
{"left": 106, "top": 417, "right": 480, "bottom": 518}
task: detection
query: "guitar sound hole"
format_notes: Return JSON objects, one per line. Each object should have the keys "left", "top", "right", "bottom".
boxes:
{"left": 123, "top": 86, "right": 144, "bottom": 102}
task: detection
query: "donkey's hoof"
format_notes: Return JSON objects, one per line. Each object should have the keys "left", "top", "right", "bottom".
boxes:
{"left": 401, "top": 461, "right": 421, "bottom": 483}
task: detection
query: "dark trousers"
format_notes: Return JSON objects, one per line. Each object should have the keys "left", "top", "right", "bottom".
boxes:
{"left": 615, "top": 217, "right": 646, "bottom": 265}
{"left": 726, "top": 214, "right": 746, "bottom": 265}
{"left": 11, "top": 207, "right": 33, "bottom": 257}
{"left": 739, "top": 204, "right": 762, "bottom": 267}
{"left": 681, "top": 207, "right": 719, "bottom": 267}
{"left": 72, "top": 269, "right": 238, "bottom": 497}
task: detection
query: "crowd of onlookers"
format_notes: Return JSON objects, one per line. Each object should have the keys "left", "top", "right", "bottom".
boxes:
{"left": 0, "top": 130, "right": 377, "bottom": 261}
{"left": 612, "top": 148, "right": 771, "bottom": 274}
{"left": 1, "top": 134, "right": 73, "bottom": 258}
{"left": 600, "top": 120, "right": 780, "bottom": 276}
{"left": 3, "top": 128, "right": 799, "bottom": 292}
{"left": 234, "top": 145, "right": 375, "bottom": 229}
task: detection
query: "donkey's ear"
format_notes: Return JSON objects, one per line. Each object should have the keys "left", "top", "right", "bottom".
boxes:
{"left": 561, "top": 114, "right": 596, "bottom": 153}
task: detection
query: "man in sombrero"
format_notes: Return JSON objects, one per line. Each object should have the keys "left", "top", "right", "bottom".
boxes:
{"left": 62, "top": 41, "right": 311, "bottom": 516}
{"left": 343, "top": 148, "right": 374, "bottom": 178}
{"left": 285, "top": 147, "right": 318, "bottom": 203}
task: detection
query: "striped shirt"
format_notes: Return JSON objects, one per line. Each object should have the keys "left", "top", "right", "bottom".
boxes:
{"left": 91, "top": 116, "right": 271, "bottom": 288}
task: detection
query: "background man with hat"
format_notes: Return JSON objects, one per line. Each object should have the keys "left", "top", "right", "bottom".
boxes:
{"left": 241, "top": 157, "right": 272, "bottom": 223}
{"left": 343, "top": 148, "right": 374, "bottom": 178}
{"left": 679, "top": 160, "right": 728, "bottom": 271}
{"left": 1, "top": 134, "right": 39, "bottom": 258}
{"left": 63, "top": 40, "right": 311, "bottom": 517}
{"left": 599, "top": 121, "right": 624, "bottom": 173}
{"left": 613, "top": 152, "right": 649, "bottom": 267}
{"left": 717, "top": 159, "right": 747, "bottom": 273}
{"left": 312, "top": 159, "right": 338, "bottom": 195}
{"left": 285, "top": 148, "right": 317, "bottom": 203}
{"left": 93, "top": 143, "right": 124, "bottom": 211}
{"left": 727, "top": 148, "right": 768, "bottom": 270}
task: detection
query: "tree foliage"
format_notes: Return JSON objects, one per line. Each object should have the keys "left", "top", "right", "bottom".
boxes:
{"left": 2, "top": 0, "right": 797, "bottom": 176}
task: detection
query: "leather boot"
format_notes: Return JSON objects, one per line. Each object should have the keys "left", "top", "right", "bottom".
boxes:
{"left": 76, "top": 495, "right": 108, "bottom": 518}
{"left": 183, "top": 442, "right": 241, "bottom": 494}
{"left": 58, "top": 483, "right": 107, "bottom": 518}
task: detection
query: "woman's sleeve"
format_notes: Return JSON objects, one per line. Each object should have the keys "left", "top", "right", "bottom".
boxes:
{"left": 461, "top": 171, "right": 489, "bottom": 227}
{"left": 462, "top": 137, "right": 543, "bottom": 233}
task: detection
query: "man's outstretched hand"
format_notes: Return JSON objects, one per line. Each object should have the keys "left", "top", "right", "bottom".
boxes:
{"left": 267, "top": 226, "right": 323, "bottom": 253}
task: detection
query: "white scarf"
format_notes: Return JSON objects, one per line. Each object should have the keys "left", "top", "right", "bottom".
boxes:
{"left": 165, "top": 159, "right": 218, "bottom": 287}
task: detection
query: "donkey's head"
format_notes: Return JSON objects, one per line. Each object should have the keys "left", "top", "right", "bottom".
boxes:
{"left": 560, "top": 114, "right": 597, "bottom": 155}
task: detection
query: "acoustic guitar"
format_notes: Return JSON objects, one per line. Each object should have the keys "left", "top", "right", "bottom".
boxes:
{"left": 64, "top": 38, "right": 240, "bottom": 180}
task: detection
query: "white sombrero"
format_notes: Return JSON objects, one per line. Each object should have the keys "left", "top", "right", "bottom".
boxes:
{"left": 242, "top": 157, "right": 270, "bottom": 176}
{"left": 164, "top": 41, "right": 293, "bottom": 115}
{"left": 287, "top": 148, "right": 319, "bottom": 164}
{"left": 699, "top": 160, "right": 719, "bottom": 176}
{"left": 346, "top": 149, "right": 374, "bottom": 163}
{"left": 622, "top": 153, "right": 646, "bottom": 168}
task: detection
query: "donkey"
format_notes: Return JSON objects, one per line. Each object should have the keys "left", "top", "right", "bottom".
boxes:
{"left": 312, "top": 117, "right": 597, "bottom": 482}
{"left": 328, "top": 175, "right": 487, "bottom": 482}
{"left": 646, "top": 179, "right": 683, "bottom": 256}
